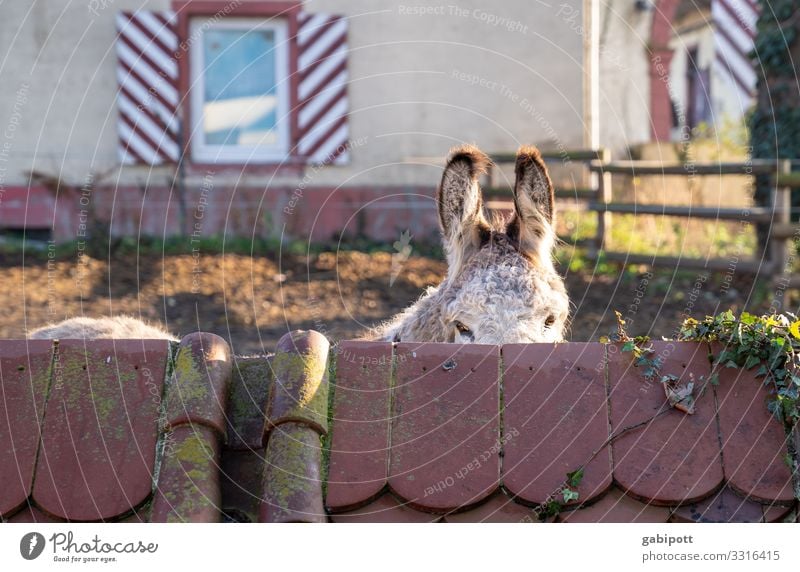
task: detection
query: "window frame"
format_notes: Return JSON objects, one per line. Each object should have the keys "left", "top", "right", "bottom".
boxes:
{"left": 189, "top": 16, "right": 290, "bottom": 164}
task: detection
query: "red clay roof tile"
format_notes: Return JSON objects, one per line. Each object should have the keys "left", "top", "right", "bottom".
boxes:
{"left": 711, "top": 343, "right": 794, "bottom": 504}
{"left": 326, "top": 341, "right": 392, "bottom": 512}
{"left": 0, "top": 340, "right": 53, "bottom": 518}
{"left": 329, "top": 492, "right": 440, "bottom": 523}
{"left": 151, "top": 425, "right": 222, "bottom": 522}
{"left": 608, "top": 341, "right": 723, "bottom": 505}
{"left": 5, "top": 505, "right": 63, "bottom": 523}
{"left": 670, "top": 486, "right": 768, "bottom": 523}
{"left": 1, "top": 335, "right": 796, "bottom": 525}
{"left": 226, "top": 356, "right": 273, "bottom": 450}
{"left": 443, "top": 492, "right": 540, "bottom": 523}
{"left": 260, "top": 422, "right": 325, "bottom": 523}
{"left": 557, "top": 486, "right": 672, "bottom": 523}
{"left": 165, "top": 333, "right": 232, "bottom": 436}
{"left": 503, "top": 342, "right": 612, "bottom": 506}
{"left": 220, "top": 448, "right": 264, "bottom": 523}
{"left": 761, "top": 501, "right": 795, "bottom": 523}
{"left": 389, "top": 343, "right": 501, "bottom": 512}
{"left": 32, "top": 339, "right": 168, "bottom": 521}
{"left": 118, "top": 510, "right": 149, "bottom": 523}
{"left": 266, "top": 331, "right": 330, "bottom": 435}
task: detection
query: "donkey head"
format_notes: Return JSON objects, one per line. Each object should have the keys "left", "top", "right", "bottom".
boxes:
{"left": 373, "top": 144, "right": 570, "bottom": 344}
{"left": 432, "top": 144, "right": 569, "bottom": 344}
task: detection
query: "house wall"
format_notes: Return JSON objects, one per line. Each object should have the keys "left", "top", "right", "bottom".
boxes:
{"left": 668, "top": 23, "right": 713, "bottom": 138}
{"left": 668, "top": 11, "right": 754, "bottom": 139}
{"left": 0, "top": 0, "right": 173, "bottom": 185}
{"left": 596, "top": 0, "right": 653, "bottom": 156}
{"left": 0, "top": 0, "right": 589, "bottom": 242}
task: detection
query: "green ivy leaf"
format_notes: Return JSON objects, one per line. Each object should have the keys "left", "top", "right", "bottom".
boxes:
{"left": 744, "top": 355, "right": 762, "bottom": 370}
{"left": 561, "top": 488, "right": 579, "bottom": 503}
{"left": 741, "top": 313, "right": 757, "bottom": 325}
{"left": 566, "top": 467, "right": 584, "bottom": 488}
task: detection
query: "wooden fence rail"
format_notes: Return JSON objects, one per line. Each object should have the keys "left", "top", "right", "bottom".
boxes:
{"left": 486, "top": 150, "right": 798, "bottom": 287}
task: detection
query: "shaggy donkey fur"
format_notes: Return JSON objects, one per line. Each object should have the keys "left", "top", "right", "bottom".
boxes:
{"left": 369, "top": 144, "right": 570, "bottom": 344}
{"left": 28, "top": 315, "right": 177, "bottom": 340}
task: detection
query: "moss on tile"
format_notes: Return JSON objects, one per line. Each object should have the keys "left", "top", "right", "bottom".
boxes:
{"left": 321, "top": 350, "right": 337, "bottom": 500}
{"left": 226, "top": 357, "right": 272, "bottom": 447}
{"left": 271, "top": 349, "right": 329, "bottom": 432}
{"left": 262, "top": 424, "right": 323, "bottom": 522}
{"left": 160, "top": 429, "right": 218, "bottom": 522}
{"left": 171, "top": 345, "right": 209, "bottom": 404}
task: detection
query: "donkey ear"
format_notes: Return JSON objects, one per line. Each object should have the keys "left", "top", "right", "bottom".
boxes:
{"left": 506, "top": 145, "right": 556, "bottom": 264}
{"left": 438, "top": 144, "right": 491, "bottom": 276}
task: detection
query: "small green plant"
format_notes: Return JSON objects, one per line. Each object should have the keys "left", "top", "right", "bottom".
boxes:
{"left": 601, "top": 311, "right": 661, "bottom": 377}
{"left": 612, "top": 308, "right": 800, "bottom": 425}
{"left": 677, "top": 310, "right": 800, "bottom": 425}
{"left": 536, "top": 467, "right": 584, "bottom": 520}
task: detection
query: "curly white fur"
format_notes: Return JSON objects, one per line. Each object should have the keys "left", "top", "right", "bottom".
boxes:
{"left": 28, "top": 316, "right": 177, "bottom": 340}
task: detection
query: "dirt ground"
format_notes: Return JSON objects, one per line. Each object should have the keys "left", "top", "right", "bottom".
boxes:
{"left": 0, "top": 248, "right": 783, "bottom": 355}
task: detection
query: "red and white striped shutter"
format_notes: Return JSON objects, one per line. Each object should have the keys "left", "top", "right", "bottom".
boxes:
{"left": 296, "top": 12, "right": 350, "bottom": 165}
{"left": 712, "top": 0, "right": 760, "bottom": 101}
{"left": 115, "top": 11, "right": 181, "bottom": 165}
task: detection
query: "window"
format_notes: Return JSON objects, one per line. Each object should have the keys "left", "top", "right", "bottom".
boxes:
{"left": 685, "top": 47, "right": 711, "bottom": 131}
{"left": 190, "top": 17, "right": 289, "bottom": 163}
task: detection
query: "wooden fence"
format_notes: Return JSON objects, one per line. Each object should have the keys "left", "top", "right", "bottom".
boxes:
{"left": 485, "top": 150, "right": 799, "bottom": 286}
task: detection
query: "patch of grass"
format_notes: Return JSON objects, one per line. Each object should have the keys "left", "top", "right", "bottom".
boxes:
{"left": 557, "top": 203, "right": 758, "bottom": 261}
{"left": 0, "top": 234, "right": 446, "bottom": 263}
{"left": 555, "top": 245, "right": 643, "bottom": 279}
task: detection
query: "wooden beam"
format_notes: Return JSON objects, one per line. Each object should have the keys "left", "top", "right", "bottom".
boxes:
{"left": 489, "top": 149, "right": 606, "bottom": 163}
{"left": 770, "top": 223, "right": 800, "bottom": 240}
{"left": 775, "top": 172, "right": 800, "bottom": 188}
{"left": 482, "top": 187, "right": 596, "bottom": 200}
{"left": 590, "top": 251, "right": 764, "bottom": 273}
{"left": 773, "top": 274, "right": 800, "bottom": 289}
{"left": 588, "top": 160, "right": 779, "bottom": 176}
{"left": 588, "top": 203, "right": 773, "bottom": 221}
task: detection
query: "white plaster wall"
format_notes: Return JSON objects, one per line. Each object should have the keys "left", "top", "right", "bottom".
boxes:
{"left": 0, "top": 0, "right": 587, "bottom": 188}
{"left": 307, "top": 0, "right": 587, "bottom": 186}
{"left": 596, "top": 0, "right": 653, "bottom": 157}
{"left": 0, "top": 0, "right": 173, "bottom": 188}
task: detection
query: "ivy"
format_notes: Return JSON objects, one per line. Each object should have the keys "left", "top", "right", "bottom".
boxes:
{"left": 615, "top": 310, "right": 800, "bottom": 425}
{"left": 749, "top": 0, "right": 800, "bottom": 237}
{"left": 676, "top": 310, "right": 800, "bottom": 425}
{"left": 534, "top": 468, "right": 584, "bottom": 520}
{"left": 539, "top": 310, "right": 800, "bottom": 519}
{"left": 602, "top": 311, "right": 661, "bottom": 379}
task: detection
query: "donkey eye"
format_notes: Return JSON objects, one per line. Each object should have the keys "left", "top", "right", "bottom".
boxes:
{"left": 544, "top": 315, "right": 556, "bottom": 328}
{"left": 455, "top": 321, "right": 472, "bottom": 335}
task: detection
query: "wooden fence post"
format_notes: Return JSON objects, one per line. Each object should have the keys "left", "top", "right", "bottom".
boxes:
{"left": 591, "top": 148, "right": 612, "bottom": 259}
{"left": 771, "top": 160, "right": 793, "bottom": 283}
